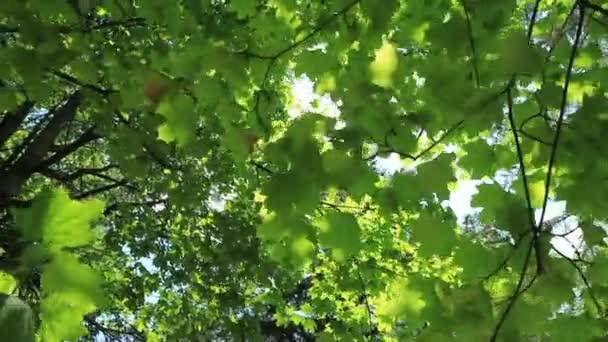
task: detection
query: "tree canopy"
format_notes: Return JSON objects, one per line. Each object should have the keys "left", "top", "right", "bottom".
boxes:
{"left": 1, "top": 0, "right": 608, "bottom": 341}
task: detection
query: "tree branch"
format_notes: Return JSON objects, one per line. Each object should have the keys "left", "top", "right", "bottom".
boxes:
{"left": 52, "top": 70, "right": 113, "bottom": 96}
{"left": 35, "top": 126, "right": 100, "bottom": 170}
{"left": 0, "top": 92, "right": 81, "bottom": 200}
{"left": 73, "top": 179, "right": 130, "bottom": 200}
{"left": 40, "top": 165, "right": 122, "bottom": 186}
{"left": 67, "top": 165, "right": 119, "bottom": 180}
{"left": 1, "top": 17, "right": 147, "bottom": 36}
{"left": 0, "top": 101, "right": 34, "bottom": 147}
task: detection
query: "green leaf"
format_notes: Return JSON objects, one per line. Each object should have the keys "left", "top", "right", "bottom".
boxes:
{"left": 229, "top": 0, "right": 257, "bottom": 18}
{"left": 497, "top": 30, "right": 544, "bottom": 76}
{"left": 2, "top": 1, "right": 606, "bottom": 340}
{"left": 157, "top": 94, "right": 198, "bottom": 147}
{"left": 472, "top": 183, "right": 530, "bottom": 237}
{"left": 548, "top": 315, "right": 603, "bottom": 342}
{"left": 538, "top": 82, "right": 563, "bottom": 108}
{"left": 269, "top": 234, "right": 316, "bottom": 270}
{"left": 0, "top": 273, "right": 16, "bottom": 295}
{"left": 415, "top": 153, "right": 456, "bottom": 200}
{"left": 369, "top": 40, "right": 399, "bottom": 88}
{"left": 458, "top": 140, "right": 498, "bottom": 179}
{"left": 0, "top": 294, "right": 35, "bottom": 342}
{"left": 14, "top": 188, "right": 105, "bottom": 251}
{"left": 315, "top": 212, "right": 362, "bottom": 261}
{"left": 426, "top": 14, "right": 468, "bottom": 57}
{"left": 41, "top": 253, "right": 104, "bottom": 302}
{"left": 361, "top": 0, "right": 399, "bottom": 38}
{"left": 263, "top": 170, "right": 321, "bottom": 215}
{"left": 468, "top": 0, "right": 515, "bottom": 33}
{"left": 581, "top": 222, "right": 607, "bottom": 246}
{"left": 453, "top": 238, "right": 505, "bottom": 281}
{"left": 410, "top": 212, "right": 456, "bottom": 258}
{"left": 375, "top": 277, "right": 427, "bottom": 325}
{"left": 435, "top": 284, "right": 495, "bottom": 339}
{"left": 589, "top": 249, "right": 608, "bottom": 284}
{"left": 40, "top": 253, "right": 105, "bottom": 342}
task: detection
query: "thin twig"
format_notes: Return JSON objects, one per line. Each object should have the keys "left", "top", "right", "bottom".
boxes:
{"left": 527, "top": 0, "right": 543, "bottom": 43}
{"left": 368, "top": 120, "right": 465, "bottom": 161}
{"left": 518, "top": 129, "right": 551, "bottom": 145}
{"left": 550, "top": 225, "right": 580, "bottom": 237}
{"left": 245, "top": 0, "right": 361, "bottom": 60}
{"left": 580, "top": 0, "right": 608, "bottom": 18}
{"left": 546, "top": 3, "right": 578, "bottom": 58}
{"left": 461, "top": 0, "right": 480, "bottom": 86}
{"left": 551, "top": 234, "right": 589, "bottom": 264}
{"left": 250, "top": 161, "right": 273, "bottom": 174}
{"left": 538, "top": 4, "right": 585, "bottom": 233}
{"left": 507, "top": 88, "right": 537, "bottom": 227}
{"left": 248, "top": 0, "right": 361, "bottom": 132}
{"left": 356, "top": 267, "right": 376, "bottom": 336}
{"left": 551, "top": 245, "right": 603, "bottom": 315}
{"left": 519, "top": 112, "right": 544, "bottom": 130}
{"left": 490, "top": 240, "right": 535, "bottom": 341}
{"left": 320, "top": 201, "right": 365, "bottom": 210}
{"left": 482, "top": 231, "right": 531, "bottom": 281}
{"left": 507, "top": 87, "right": 545, "bottom": 274}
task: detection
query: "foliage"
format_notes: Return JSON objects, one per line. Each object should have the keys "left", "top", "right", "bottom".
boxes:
{"left": 0, "top": 0, "right": 608, "bottom": 341}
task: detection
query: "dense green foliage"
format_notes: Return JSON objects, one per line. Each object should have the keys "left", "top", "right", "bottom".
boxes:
{"left": 1, "top": 0, "right": 608, "bottom": 340}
